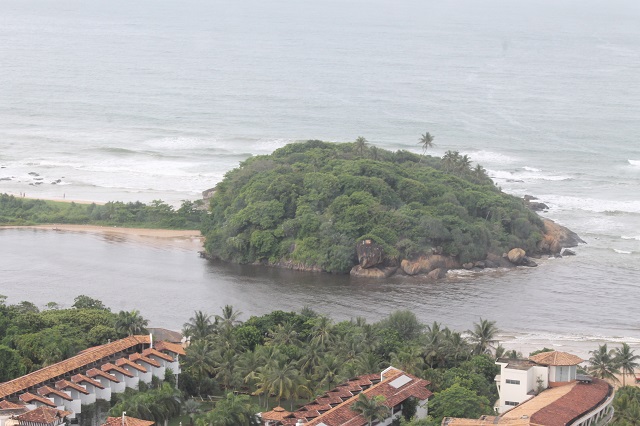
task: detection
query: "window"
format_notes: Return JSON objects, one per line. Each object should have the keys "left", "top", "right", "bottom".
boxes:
{"left": 505, "top": 401, "right": 519, "bottom": 406}
{"left": 506, "top": 379, "right": 520, "bottom": 385}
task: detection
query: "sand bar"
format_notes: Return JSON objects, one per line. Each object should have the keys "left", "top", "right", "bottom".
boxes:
{"left": 0, "top": 224, "right": 204, "bottom": 250}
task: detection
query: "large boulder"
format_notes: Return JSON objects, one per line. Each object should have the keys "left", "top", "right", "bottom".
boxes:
{"left": 356, "top": 239, "right": 385, "bottom": 269}
{"left": 537, "top": 219, "right": 585, "bottom": 254}
{"left": 507, "top": 248, "right": 526, "bottom": 264}
{"left": 350, "top": 265, "right": 397, "bottom": 278}
{"left": 426, "top": 268, "right": 447, "bottom": 281}
{"left": 400, "top": 255, "right": 460, "bottom": 276}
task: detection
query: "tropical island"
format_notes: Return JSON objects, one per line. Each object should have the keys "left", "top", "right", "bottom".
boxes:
{"left": 200, "top": 139, "right": 582, "bottom": 277}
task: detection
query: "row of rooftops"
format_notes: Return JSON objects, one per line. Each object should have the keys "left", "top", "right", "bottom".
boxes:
{"left": 0, "top": 336, "right": 185, "bottom": 404}
{"left": 1, "top": 404, "right": 155, "bottom": 426}
{"left": 261, "top": 367, "right": 433, "bottom": 426}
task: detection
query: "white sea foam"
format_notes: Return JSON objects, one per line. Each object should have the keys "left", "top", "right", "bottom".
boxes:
{"left": 614, "top": 249, "right": 633, "bottom": 254}
{"left": 522, "top": 166, "right": 541, "bottom": 172}
{"left": 486, "top": 168, "right": 572, "bottom": 182}
{"left": 465, "top": 150, "right": 518, "bottom": 165}
{"left": 622, "top": 235, "right": 640, "bottom": 241}
{"left": 629, "top": 159, "right": 640, "bottom": 167}
{"left": 541, "top": 195, "right": 640, "bottom": 214}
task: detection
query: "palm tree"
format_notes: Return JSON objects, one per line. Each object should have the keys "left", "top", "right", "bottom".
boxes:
{"left": 310, "top": 316, "right": 334, "bottom": 348}
{"left": 469, "top": 318, "right": 499, "bottom": 355}
{"left": 212, "top": 348, "right": 239, "bottom": 391}
{"left": 588, "top": 344, "right": 620, "bottom": 383}
{"left": 354, "top": 136, "right": 368, "bottom": 157}
{"left": 351, "top": 393, "right": 389, "bottom": 426}
{"left": 418, "top": 132, "right": 435, "bottom": 155}
{"left": 215, "top": 305, "right": 243, "bottom": 331}
{"left": 182, "top": 399, "right": 201, "bottom": 426}
{"left": 197, "top": 392, "right": 259, "bottom": 426}
{"left": 266, "top": 322, "right": 301, "bottom": 346}
{"left": 390, "top": 346, "right": 425, "bottom": 375}
{"left": 354, "top": 352, "right": 382, "bottom": 375}
{"left": 184, "top": 340, "right": 216, "bottom": 396}
{"left": 615, "top": 343, "right": 640, "bottom": 386}
{"left": 183, "top": 311, "right": 215, "bottom": 342}
{"left": 314, "top": 354, "right": 343, "bottom": 391}
{"left": 116, "top": 310, "right": 149, "bottom": 336}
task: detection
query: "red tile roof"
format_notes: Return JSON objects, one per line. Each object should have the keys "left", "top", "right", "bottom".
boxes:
{"left": 55, "top": 379, "right": 89, "bottom": 395}
{"left": 16, "top": 406, "right": 72, "bottom": 424}
{"left": 286, "top": 369, "right": 432, "bottom": 426}
{"left": 0, "top": 400, "right": 27, "bottom": 410}
{"left": 86, "top": 368, "right": 120, "bottom": 383}
{"left": 529, "top": 351, "right": 583, "bottom": 366}
{"left": 0, "top": 335, "right": 149, "bottom": 399}
{"left": 261, "top": 406, "right": 293, "bottom": 422}
{"left": 116, "top": 357, "right": 147, "bottom": 373}
{"left": 102, "top": 363, "right": 135, "bottom": 378}
{"left": 142, "top": 348, "right": 174, "bottom": 362}
{"left": 129, "top": 353, "right": 161, "bottom": 368}
{"left": 19, "top": 392, "right": 56, "bottom": 408}
{"left": 102, "top": 415, "right": 155, "bottom": 426}
{"left": 37, "top": 386, "right": 73, "bottom": 401}
{"left": 529, "top": 378, "right": 612, "bottom": 426}
{"left": 154, "top": 341, "right": 186, "bottom": 356}
{"left": 71, "top": 374, "right": 105, "bottom": 390}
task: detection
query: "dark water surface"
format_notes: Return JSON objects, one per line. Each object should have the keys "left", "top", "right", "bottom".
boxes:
{"left": 2, "top": 228, "right": 638, "bottom": 357}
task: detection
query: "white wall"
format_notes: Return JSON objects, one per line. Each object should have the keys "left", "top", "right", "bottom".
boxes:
{"left": 497, "top": 364, "right": 539, "bottom": 413}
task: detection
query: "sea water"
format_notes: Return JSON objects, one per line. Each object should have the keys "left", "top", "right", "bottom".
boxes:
{"left": 1, "top": 0, "right": 639, "bottom": 355}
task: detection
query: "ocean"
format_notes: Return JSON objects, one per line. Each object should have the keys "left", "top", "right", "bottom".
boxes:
{"left": 1, "top": 0, "right": 639, "bottom": 357}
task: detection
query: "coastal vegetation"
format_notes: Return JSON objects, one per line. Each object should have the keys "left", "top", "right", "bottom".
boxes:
{"left": 201, "top": 140, "right": 545, "bottom": 273}
{"left": 0, "top": 194, "right": 205, "bottom": 229}
{"left": 0, "top": 294, "right": 147, "bottom": 374}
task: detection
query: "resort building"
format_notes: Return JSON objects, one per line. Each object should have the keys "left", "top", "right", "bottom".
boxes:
{"left": 443, "top": 351, "right": 614, "bottom": 426}
{"left": 259, "top": 366, "right": 433, "bottom": 426}
{"left": 101, "top": 415, "right": 155, "bottom": 426}
{"left": 0, "top": 335, "right": 185, "bottom": 424}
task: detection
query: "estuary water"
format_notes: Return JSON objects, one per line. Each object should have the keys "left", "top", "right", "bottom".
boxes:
{"left": 1, "top": 0, "right": 640, "bottom": 356}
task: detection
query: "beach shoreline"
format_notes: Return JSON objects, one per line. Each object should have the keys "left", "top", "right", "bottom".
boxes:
{"left": 0, "top": 224, "right": 204, "bottom": 250}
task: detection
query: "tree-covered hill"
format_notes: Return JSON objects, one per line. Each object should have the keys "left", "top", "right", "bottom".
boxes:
{"left": 201, "top": 140, "right": 544, "bottom": 273}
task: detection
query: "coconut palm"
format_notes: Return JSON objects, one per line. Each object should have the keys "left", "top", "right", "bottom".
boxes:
{"left": 184, "top": 340, "right": 216, "bottom": 396}
{"left": 182, "top": 399, "right": 201, "bottom": 426}
{"left": 469, "top": 318, "right": 499, "bottom": 355}
{"left": 354, "top": 136, "right": 368, "bottom": 157}
{"left": 215, "top": 305, "right": 243, "bottom": 331}
{"left": 615, "top": 343, "right": 640, "bottom": 386}
{"left": 212, "top": 348, "right": 240, "bottom": 391}
{"left": 266, "top": 322, "right": 301, "bottom": 346}
{"left": 418, "top": 132, "right": 435, "bottom": 155}
{"left": 588, "top": 344, "right": 620, "bottom": 383}
{"left": 354, "top": 352, "right": 382, "bottom": 376}
{"left": 314, "top": 354, "right": 343, "bottom": 391}
{"left": 310, "top": 316, "right": 334, "bottom": 348}
{"left": 183, "top": 311, "right": 215, "bottom": 342}
{"left": 197, "top": 392, "right": 259, "bottom": 426}
{"left": 390, "top": 346, "right": 425, "bottom": 375}
{"left": 116, "top": 309, "right": 149, "bottom": 336}
{"left": 351, "top": 393, "right": 389, "bottom": 426}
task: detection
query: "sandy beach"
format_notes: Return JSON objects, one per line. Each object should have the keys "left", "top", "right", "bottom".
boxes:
{"left": 0, "top": 224, "right": 204, "bottom": 250}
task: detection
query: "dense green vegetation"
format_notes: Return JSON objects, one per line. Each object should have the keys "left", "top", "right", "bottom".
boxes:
{"left": 202, "top": 140, "right": 544, "bottom": 273}
{"left": 0, "top": 194, "right": 205, "bottom": 229}
{"left": 179, "top": 306, "right": 501, "bottom": 425}
{"left": 0, "top": 295, "right": 148, "bottom": 374}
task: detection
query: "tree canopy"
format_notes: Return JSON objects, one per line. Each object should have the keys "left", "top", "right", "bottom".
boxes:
{"left": 202, "top": 140, "right": 544, "bottom": 272}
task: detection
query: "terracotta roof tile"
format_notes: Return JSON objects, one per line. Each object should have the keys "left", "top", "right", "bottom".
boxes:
{"left": 37, "top": 386, "right": 73, "bottom": 401}
{"left": 86, "top": 368, "right": 120, "bottom": 383}
{"left": 19, "top": 392, "right": 56, "bottom": 408}
{"left": 15, "top": 406, "right": 72, "bottom": 424}
{"left": 528, "top": 351, "right": 583, "bottom": 366}
{"left": 261, "top": 406, "right": 292, "bottom": 422}
{"left": 296, "top": 369, "right": 432, "bottom": 426}
{"left": 154, "top": 341, "right": 186, "bottom": 356}
{"left": 55, "top": 379, "right": 89, "bottom": 395}
{"left": 0, "top": 335, "right": 149, "bottom": 399}
{"left": 71, "top": 374, "right": 105, "bottom": 389}
{"left": 102, "top": 415, "right": 155, "bottom": 426}
{"left": 129, "top": 353, "right": 161, "bottom": 368}
{"left": 0, "top": 400, "right": 27, "bottom": 410}
{"left": 116, "top": 357, "right": 147, "bottom": 373}
{"left": 142, "top": 348, "right": 174, "bottom": 362}
{"left": 102, "top": 363, "right": 134, "bottom": 378}
{"left": 529, "top": 379, "right": 611, "bottom": 426}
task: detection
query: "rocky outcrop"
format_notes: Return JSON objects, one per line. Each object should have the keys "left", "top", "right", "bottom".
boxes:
{"left": 356, "top": 240, "right": 385, "bottom": 268}
{"left": 523, "top": 195, "right": 549, "bottom": 211}
{"left": 350, "top": 265, "right": 397, "bottom": 278}
{"left": 400, "top": 255, "right": 460, "bottom": 276}
{"left": 537, "top": 219, "right": 585, "bottom": 254}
